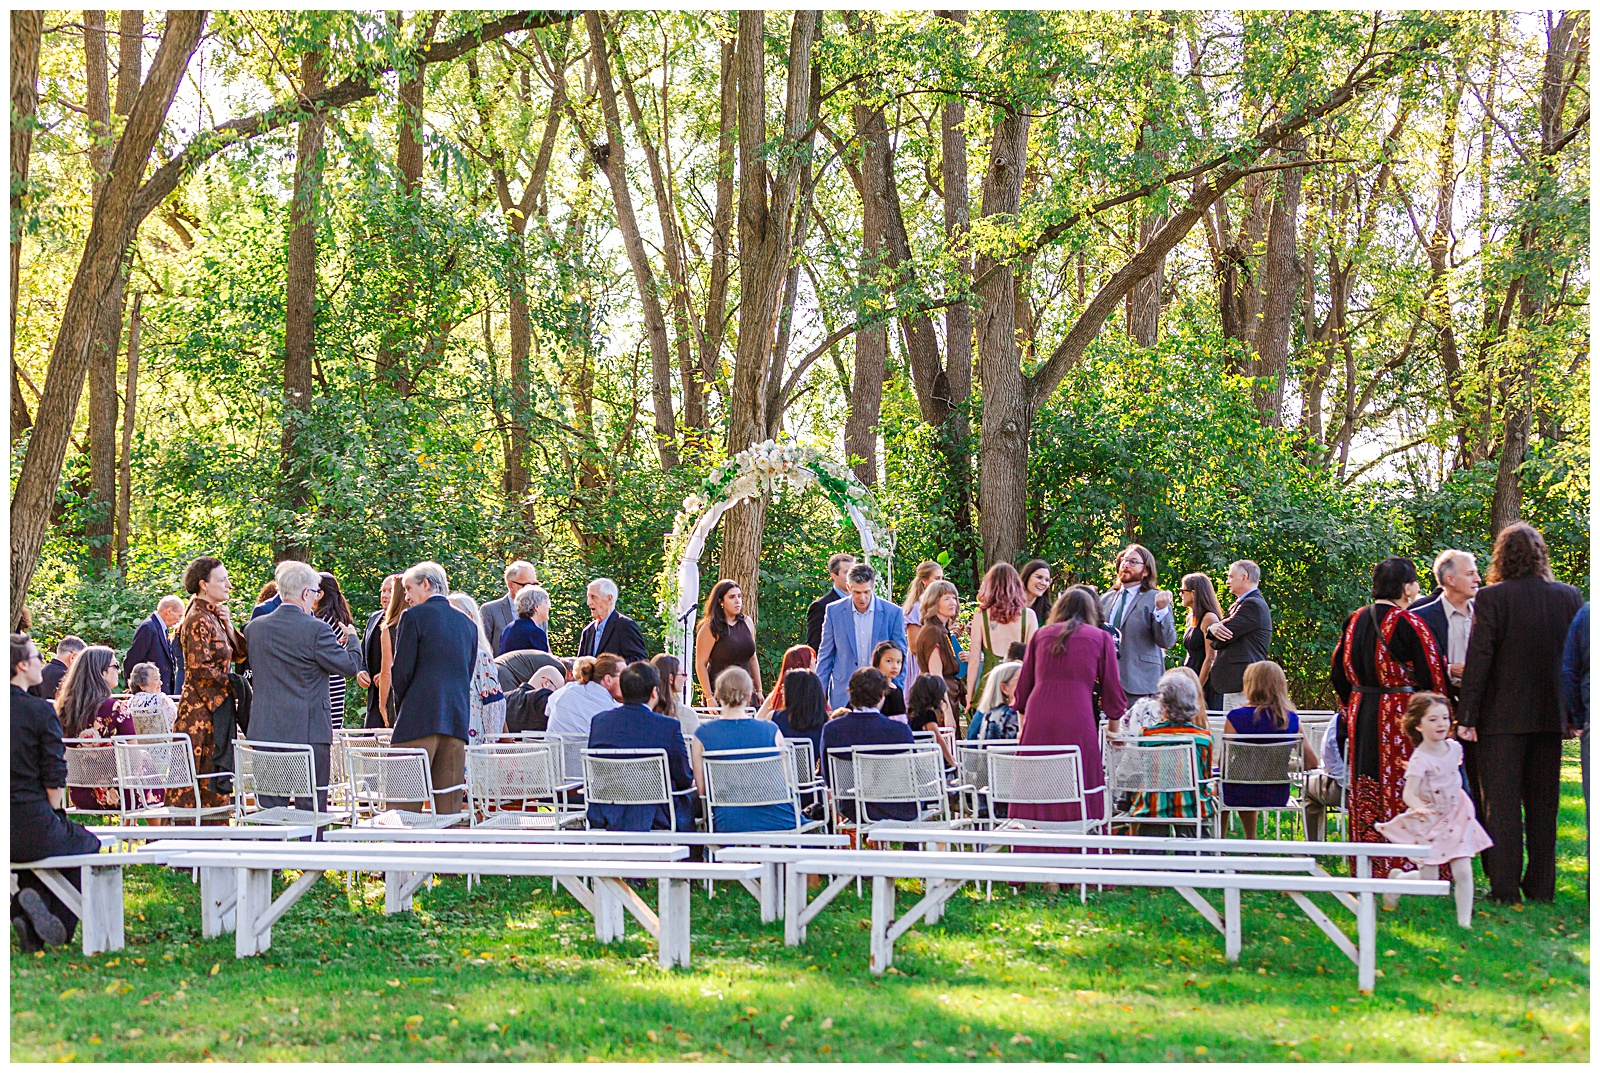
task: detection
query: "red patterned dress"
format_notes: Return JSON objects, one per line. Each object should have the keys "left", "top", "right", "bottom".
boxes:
{"left": 1331, "top": 603, "right": 1447, "bottom": 876}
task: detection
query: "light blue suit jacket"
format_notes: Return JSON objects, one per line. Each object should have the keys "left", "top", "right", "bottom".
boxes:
{"left": 815, "top": 596, "right": 908, "bottom": 709}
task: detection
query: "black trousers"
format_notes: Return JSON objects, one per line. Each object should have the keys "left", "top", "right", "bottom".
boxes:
{"left": 1476, "top": 732, "right": 1563, "bottom": 902}
{"left": 11, "top": 804, "right": 103, "bottom": 940}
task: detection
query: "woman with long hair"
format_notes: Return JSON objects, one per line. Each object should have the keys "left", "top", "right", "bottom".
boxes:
{"left": 910, "top": 580, "right": 964, "bottom": 729}
{"left": 56, "top": 647, "right": 132, "bottom": 812}
{"left": 172, "top": 555, "right": 246, "bottom": 813}
{"left": 1222, "top": 660, "right": 1318, "bottom": 838}
{"left": 755, "top": 644, "right": 816, "bottom": 719}
{"left": 371, "top": 578, "right": 408, "bottom": 728}
{"left": 314, "top": 572, "right": 356, "bottom": 729}
{"left": 900, "top": 560, "right": 944, "bottom": 686}
{"left": 448, "top": 591, "right": 508, "bottom": 743}
{"left": 905, "top": 674, "right": 958, "bottom": 766}
{"left": 694, "top": 579, "right": 762, "bottom": 705}
{"left": 1180, "top": 572, "right": 1226, "bottom": 712}
{"left": 1331, "top": 556, "right": 1447, "bottom": 878}
{"left": 650, "top": 653, "right": 699, "bottom": 733}
{"left": 1008, "top": 585, "right": 1126, "bottom": 831}
{"left": 966, "top": 562, "right": 1038, "bottom": 711}
{"left": 1019, "top": 559, "right": 1055, "bottom": 626}
{"left": 771, "top": 669, "right": 829, "bottom": 770}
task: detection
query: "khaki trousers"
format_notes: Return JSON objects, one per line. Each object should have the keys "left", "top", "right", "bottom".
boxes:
{"left": 393, "top": 734, "right": 466, "bottom": 815}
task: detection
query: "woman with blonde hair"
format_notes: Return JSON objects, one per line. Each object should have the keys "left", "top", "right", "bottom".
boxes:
{"left": 692, "top": 667, "right": 796, "bottom": 831}
{"left": 971, "top": 659, "right": 1023, "bottom": 740}
{"left": 900, "top": 560, "right": 943, "bottom": 686}
{"left": 911, "top": 580, "right": 964, "bottom": 727}
{"left": 1223, "top": 659, "right": 1318, "bottom": 839}
{"left": 372, "top": 578, "right": 409, "bottom": 727}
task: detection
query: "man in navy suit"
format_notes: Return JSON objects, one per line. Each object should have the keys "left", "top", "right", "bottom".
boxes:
{"left": 1410, "top": 549, "right": 1479, "bottom": 705}
{"left": 815, "top": 563, "right": 908, "bottom": 710}
{"left": 805, "top": 553, "right": 856, "bottom": 652}
{"left": 124, "top": 595, "right": 185, "bottom": 694}
{"left": 585, "top": 662, "right": 696, "bottom": 832}
{"left": 577, "top": 577, "right": 648, "bottom": 663}
{"left": 389, "top": 561, "right": 477, "bottom": 815}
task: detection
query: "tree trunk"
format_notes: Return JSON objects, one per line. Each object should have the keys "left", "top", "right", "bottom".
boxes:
{"left": 1252, "top": 139, "right": 1303, "bottom": 426}
{"left": 698, "top": 38, "right": 737, "bottom": 402}
{"left": 10, "top": 9, "right": 43, "bottom": 445}
{"left": 85, "top": 12, "right": 121, "bottom": 567}
{"left": 1489, "top": 375, "right": 1531, "bottom": 537}
{"left": 116, "top": 11, "right": 143, "bottom": 113}
{"left": 278, "top": 45, "right": 326, "bottom": 563}
{"left": 586, "top": 11, "right": 678, "bottom": 473}
{"left": 846, "top": 94, "right": 889, "bottom": 486}
{"left": 116, "top": 290, "right": 140, "bottom": 572}
{"left": 937, "top": 20, "right": 977, "bottom": 575}
{"left": 10, "top": 10, "right": 206, "bottom": 627}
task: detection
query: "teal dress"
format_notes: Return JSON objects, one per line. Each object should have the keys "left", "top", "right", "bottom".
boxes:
{"left": 695, "top": 718, "right": 797, "bottom": 832}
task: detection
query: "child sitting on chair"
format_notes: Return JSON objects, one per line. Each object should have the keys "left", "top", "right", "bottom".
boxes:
{"left": 1376, "top": 692, "right": 1492, "bottom": 927}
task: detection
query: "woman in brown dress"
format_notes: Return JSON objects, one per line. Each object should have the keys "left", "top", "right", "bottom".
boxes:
{"left": 694, "top": 579, "right": 762, "bottom": 706}
{"left": 171, "top": 556, "right": 246, "bottom": 813}
{"left": 911, "top": 580, "right": 965, "bottom": 731}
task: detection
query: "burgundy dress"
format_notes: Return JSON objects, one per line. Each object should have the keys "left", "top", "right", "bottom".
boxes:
{"left": 1011, "top": 623, "right": 1127, "bottom": 825}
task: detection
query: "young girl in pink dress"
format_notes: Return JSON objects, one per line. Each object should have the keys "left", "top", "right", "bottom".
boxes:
{"left": 1376, "top": 691, "right": 1492, "bottom": 927}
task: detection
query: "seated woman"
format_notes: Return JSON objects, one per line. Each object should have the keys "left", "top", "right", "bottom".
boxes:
{"left": 123, "top": 661, "right": 178, "bottom": 732}
{"left": 692, "top": 667, "right": 796, "bottom": 832}
{"left": 649, "top": 654, "right": 699, "bottom": 734}
{"left": 1222, "top": 660, "right": 1318, "bottom": 839}
{"left": 1124, "top": 668, "right": 1218, "bottom": 834}
{"left": 873, "top": 641, "right": 908, "bottom": 720}
{"left": 905, "top": 674, "right": 958, "bottom": 768}
{"left": 56, "top": 646, "right": 136, "bottom": 813}
{"left": 755, "top": 644, "right": 815, "bottom": 720}
{"left": 969, "top": 660, "right": 1022, "bottom": 741}
{"left": 771, "top": 669, "right": 827, "bottom": 772}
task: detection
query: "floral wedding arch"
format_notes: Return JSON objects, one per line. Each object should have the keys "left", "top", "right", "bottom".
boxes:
{"left": 656, "top": 439, "right": 896, "bottom": 672}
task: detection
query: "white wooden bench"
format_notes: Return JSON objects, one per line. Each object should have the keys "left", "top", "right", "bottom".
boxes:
{"left": 150, "top": 841, "right": 760, "bottom": 968}
{"left": 9, "top": 850, "right": 168, "bottom": 956}
{"left": 91, "top": 824, "right": 319, "bottom": 848}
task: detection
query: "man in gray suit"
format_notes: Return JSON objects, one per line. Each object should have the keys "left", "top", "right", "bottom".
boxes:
{"left": 242, "top": 560, "right": 364, "bottom": 812}
{"left": 479, "top": 560, "right": 538, "bottom": 656}
{"left": 1100, "top": 544, "right": 1177, "bottom": 702}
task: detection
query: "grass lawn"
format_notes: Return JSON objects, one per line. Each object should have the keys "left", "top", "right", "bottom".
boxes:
{"left": 11, "top": 745, "right": 1589, "bottom": 1062}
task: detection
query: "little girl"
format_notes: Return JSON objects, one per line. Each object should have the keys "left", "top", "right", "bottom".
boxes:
{"left": 872, "top": 641, "right": 908, "bottom": 721}
{"left": 1376, "top": 691, "right": 1492, "bottom": 927}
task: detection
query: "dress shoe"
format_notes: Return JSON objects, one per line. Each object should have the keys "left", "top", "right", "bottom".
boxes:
{"left": 15, "top": 888, "right": 68, "bottom": 947}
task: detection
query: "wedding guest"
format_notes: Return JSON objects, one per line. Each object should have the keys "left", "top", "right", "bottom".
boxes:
{"left": 314, "top": 571, "right": 357, "bottom": 729}
{"left": 389, "top": 561, "right": 477, "bottom": 815}
{"left": 124, "top": 595, "right": 185, "bottom": 694}
{"left": 368, "top": 578, "right": 408, "bottom": 728}
{"left": 900, "top": 559, "right": 943, "bottom": 685}
{"left": 172, "top": 556, "right": 247, "bottom": 814}
{"left": 910, "top": 581, "right": 963, "bottom": 719}
{"left": 586, "top": 662, "right": 696, "bottom": 832}
{"left": 123, "top": 662, "right": 178, "bottom": 731}
{"left": 649, "top": 653, "right": 699, "bottom": 734}
{"left": 816, "top": 563, "right": 907, "bottom": 709}
{"left": 448, "top": 591, "right": 508, "bottom": 744}
{"left": 873, "top": 641, "right": 908, "bottom": 720}
{"left": 56, "top": 646, "right": 130, "bottom": 812}
{"left": 1221, "top": 660, "right": 1317, "bottom": 840}
{"left": 1020, "top": 559, "right": 1055, "bottom": 625}
{"left": 29, "top": 635, "right": 84, "bottom": 701}
{"left": 546, "top": 654, "right": 625, "bottom": 740}
{"left": 695, "top": 579, "right": 762, "bottom": 705}
{"left": 967, "top": 562, "right": 1039, "bottom": 711}
{"left": 1560, "top": 603, "right": 1589, "bottom": 827}
{"left": 820, "top": 668, "right": 916, "bottom": 822}
{"left": 250, "top": 579, "right": 280, "bottom": 620}
{"left": 693, "top": 667, "right": 795, "bottom": 832}
{"left": 480, "top": 560, "right": 539, "bottom": 656}
{"left": 1206, "top": 560, "right": 1273, "bottom": 710}
{"left": 1100, "top": 544, "right": 1176, "bottom": 704}
{"left": 500, "top": 585, "right": 552, "bottom": 655}
{"left": 755, "top": 644, "right": 816, "bottom": 719}
{"left": 772, "top": 669, "right": 828, "bottom": 769}
{"left": 1411, "top": 549, "right": 1481, "bottom": 797}
{"left": 1180, "top": 572, "right": 1226, "bottom": 712}
{"left": 806, "top": 553, "right": 857, "bottom": 652}
{"left": 358, "top": 574, "right": 400, "bottom": 727}
{"left": 578, "top": 578, "right": 648, "bottom": 663}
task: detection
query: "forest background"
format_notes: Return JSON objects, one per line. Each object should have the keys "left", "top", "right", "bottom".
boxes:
{"left": 9, "top": 9, "right": 1589, "bottom": 706}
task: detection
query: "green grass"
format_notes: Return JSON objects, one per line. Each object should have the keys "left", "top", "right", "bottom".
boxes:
{"left": 11, "top": 745, "right": 1589, "bottom": 1062}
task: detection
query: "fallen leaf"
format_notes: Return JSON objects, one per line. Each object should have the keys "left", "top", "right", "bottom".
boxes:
{"left": 647, "top": 1030, "right": 660, "bottom": 1043}
{"left": 820, "top": 1018, "right": 833, "bottom": 1030}
{"left": 58, "top": 989, "right": 83, "bottom": 1001}
{"left": 1011, "top": 1033, "right": 1034, "bottom": 1045}
{"left": 405, "top": 1016, "right": 424, "bottom": 1027}
{"left": 209, "top": 963, "right": 220, "bottom": 976}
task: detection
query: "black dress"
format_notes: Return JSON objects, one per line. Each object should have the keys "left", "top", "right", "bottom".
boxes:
{"left": 707, "top": 617, "right": 757, "bottom": 691}
{"left": 11, "top": 685, "right": 102, "bottom": 940}
{"left": 1182, "top": 624, "right": 1222, "bottom": 711}
{"left": 881, "top": 685, "right": 907, "bottom": 719}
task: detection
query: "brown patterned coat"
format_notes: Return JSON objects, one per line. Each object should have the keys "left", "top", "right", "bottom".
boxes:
{"left": 171, "top": 596, "right": 246, "bottom": 810}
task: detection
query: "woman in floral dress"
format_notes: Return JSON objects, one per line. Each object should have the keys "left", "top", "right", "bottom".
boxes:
{"left": 171, "top": 556, "right": 247, "bottom": 813}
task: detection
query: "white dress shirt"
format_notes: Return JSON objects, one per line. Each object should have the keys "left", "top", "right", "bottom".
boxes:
{"left": 585, "top": 610, "right": 615, "bottom": 657}
{"left": 853, "top": 604, "right": 874, "bottom": 673}
{"left": 1440, "top": 597, "right": 1473, "bottom": 668}
{"left": 545, "top": 681, "right": 616, "bottom": 739}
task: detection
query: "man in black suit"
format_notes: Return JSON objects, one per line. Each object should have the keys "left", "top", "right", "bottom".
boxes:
{"left": 124, "top": 595, "right": 186, "bottom": 694}
{"left": 805, "top": 553, "right": 857, "bottom": 652}
{"left": 577, "top": 577, "right": 648, "bottom": 663}
{"left": 1457, "top": 523, "right": 1583, "bottom": 904}
{"left": 1205, "top": 560, "right": 1272, "bottom": 710}
{"left": 585, "top": 662, "right": 696, "bottom": 831}
{"left": 1410, "top": 549, "right": 1480, "bottom": 701}
{"left": 390, "top": 561, "right": 478, "bottom": 815}
{"left": 29, "top": 636, "right": 84, "bottom": 701}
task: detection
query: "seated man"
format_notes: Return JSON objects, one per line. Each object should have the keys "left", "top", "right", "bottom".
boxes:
{"left": 585, "top": 662, "right": 696, "bottom": 832}
{"left": 819, "top": 667, "right": 916, "bottom": 822}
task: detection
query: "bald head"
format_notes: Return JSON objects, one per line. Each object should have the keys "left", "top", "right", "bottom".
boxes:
{"left": 157, "top": 596, "right": 185, "bottom": 627}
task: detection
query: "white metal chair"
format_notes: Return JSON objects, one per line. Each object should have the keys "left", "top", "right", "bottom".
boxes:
{"left": 63, "top": 740, "right": 122, "bottom": 819}
{"left": 1105, "top": 736, "right": 1217, "bottom": 838}
{"left": 985, "top": 745, "right": 1104, "bottom": 835}
{"left": 234, "top": 740, "right": 343, "bottom": 828}
{"left": 543, "top": 734, "right": 589, "bottom": 791}
{"left": 701, "top": 747, "right": 824, "bottom": 834}
{"left": 953, "top": 741, "right": 994, "bottom": 823}
{"left": 824, "top": 748, "right": 858, "bottom": 839}
{"left": 465, "top": 743, "right": 583, "bottom": 829}
{"left": 128, "top": 710, "right": 170, "bottom": 736}
{"left": 345, "top": 746, "right": 467, "bottom": 828}
{"left": 581, "top": 748, "right": 694, "bottom": 830}
{"left": 1219, "top": 733, "right": 1304, "bottom": 838}
{"left": 113, "top": 733, "right": 235, "bottom": 825}
{"left": 851, "top": 744, "right": 949, "bottom": 839}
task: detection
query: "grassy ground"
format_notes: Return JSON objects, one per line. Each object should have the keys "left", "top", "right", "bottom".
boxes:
{"left": 11, "top": 745, "right": 1589, "bottom": 1062}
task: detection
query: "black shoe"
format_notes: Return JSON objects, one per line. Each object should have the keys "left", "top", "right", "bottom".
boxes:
{"left": 16, "top": 888, "right": 68, "bottom": 947}
{"left": 12, "top": 914, "right": 42, "bottom": 953}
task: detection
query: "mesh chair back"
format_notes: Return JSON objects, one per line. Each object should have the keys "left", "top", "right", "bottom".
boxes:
{"left": 1106, "top": 738, "right": 1199, "bottom": 794}
{"left": 826, "top": 750, "right": 856, "bottom": 799}
{"left": 65, "top": 740, "right": 119, "bottom": 795}
{"left": 129, "top": 710, "right": 169, "bottom": 736}
{"left": 1221, "top": 736, "right": 1298, "bottom": 786}
{"left": 347, "top": 747, "right": 434, "bottom": 810}
{"left": 581, "top": 749, "right": 671, "bottom": 806}
{"left": 784, "top": 737, "right": 818, "bottom": 783}
{"left": 703, "top": 749, "right": 797, "bottom": 813}
{"left": 466, "top": 743, "right": 559, "bottom": 808}
{"left": 545, "top": 734, "right": 588, "bottom": 784}
{"left": 236, "top": 741, "right": 317, "bottom": 804}
{"left": 987, "top": 746, "right": 1087, "bottom": 806}
{"left": 956, "top": 743, "right": 992, "bottom": 793}
{"left": 912, "top": 730, "right": 937, "bottom": 746}
{"left": 113, "top": 734, "right": 201, "bottom": 798}
{"left": 853, "top": 746, "right": 944, "bottom": 805}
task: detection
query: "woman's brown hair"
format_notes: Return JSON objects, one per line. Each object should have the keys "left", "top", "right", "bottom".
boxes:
{"left": 1181, "top": 572, "right": 1224, "bottom": 630}
{"left": 701, "top": 579, "right": 743, "bottom": 640}
{"left": 649, "top": 654, "right": 682, "bottom": 714}
{"left": 919, "top": 580, "right": 959, "bottom": 628}
{"left": 1402, "top": 691, "right": 1450, "bottom": 745}
{"left": 1241, "top": 660, "right": 1294, "bottom": 731}
{"left": 1046, "top": 585, "right": 1102, "bottom": 656}
{"left": 381, "top": 576, "right": 408, "bottom": 629}
{"left": 183, "top": 556, "right": 224, "bottom": 596}
{"left": 1488, "top": 522, "right": 1554, "bottom": 583}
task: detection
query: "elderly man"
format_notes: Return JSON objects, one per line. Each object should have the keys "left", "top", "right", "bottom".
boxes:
{"left": 1100, "top": 544, "right": 1177, "bottom": 703}
{"left": 242, "top": 561, "right": 363, "bottom": 814}
{"left": 29, "top": 636, "right": 84, "bottom": 701}
{"left": 577, "top": 578, "right": 648, "bottom": 663}
{"left": 480, "top": 560, "right": 539, "bottom": 656}
{"left": 1411, "top": 549, "right": 1480, "bottom": 697}
{"left": 125, "top": 595, "right": 186, "bottom": 695}
{"left": 1205, "top": 560, "right": 1273, "bottom": 711}
{"left": 390, "top": 561, "right": 478, "bottom": 814}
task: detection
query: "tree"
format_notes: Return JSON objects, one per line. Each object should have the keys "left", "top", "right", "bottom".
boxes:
{"left": 9, "top": 9, "right": 44, "bottom": 446}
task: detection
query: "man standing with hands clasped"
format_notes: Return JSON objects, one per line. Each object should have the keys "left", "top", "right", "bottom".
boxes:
{"left": 1100, "top": 544, "right": 1176, "bottom": 703}
{"left": 1206, "top": 560, "right": 1273, "bottom": 712}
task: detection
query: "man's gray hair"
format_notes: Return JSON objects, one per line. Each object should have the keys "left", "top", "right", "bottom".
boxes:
{"left": 514, "top": 585, "right": 550, "bottom": 617}
{"left": 1229, "top": 559, "right": 1261, "bottom": 585}
{"left": 274, "top": 560, "right": 321, "bottom": 600}
{"left": 1432, "top": 548, "right": 1474, "bottom": 586}
{"left": 56, "top": 635, "right": 87, "bottom": 657}
{"left": 156, "top": 594, "right": 185, "bottom": 614}
{"left": 1155, "top": 667, "right": 1201, "bottom": 725}
{"left": 588, "top": 577, "right": 619, "bottom": 602}
{"left": 847, "top": 562, "right": 876, "bottom": 586}
{"left": 503, "top": 559, "right": 537, "bottom": 585}
{"left": 405, "top": 560, "right": 450, "bottom": 595}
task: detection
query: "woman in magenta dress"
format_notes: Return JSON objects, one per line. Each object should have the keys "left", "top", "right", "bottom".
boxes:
{"left": 1012, "top": 585, "right": 1127, "bottom": 826}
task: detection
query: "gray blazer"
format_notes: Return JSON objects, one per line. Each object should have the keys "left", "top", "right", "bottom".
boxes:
{"left": 480, "top": 594, "right": 515, "bottom": 657}
{"left": 242, "top": 604, "right": 365, "bottom": 745}
{"left": 1101, "top": 586, "right": 1178, "bottom": 696}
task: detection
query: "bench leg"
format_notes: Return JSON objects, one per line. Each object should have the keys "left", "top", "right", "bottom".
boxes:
{"left": 235, "top": 868, "right": 273, "bottom": 957}
{"left": 384, "top": 871, "right": 428, "bottom": 914}
{"left": 1356, "top": 892, "right": 1376, "bottom": 992}
{"left": 1223, "top": 885, "right": 1241, "bottom": 961}
{"left": 759, "top": 862, "right": 779, "bottom": 924}
{"left": 869, "top": 875, "right": 894, "bottom": 975}
{"left": 594, "top": 879, "right": 626, "bottom": 943}
{"left": 80, "top": 865, "right": 124, "bottom": 957}
{"left": 785, "top": 867, "right": 805, "bottom": 946}
{"left": 200, "top": 867, "right": 237, "bottom": 938}
{"left": 657, "top": 877, "right": 692, "bottom": 969}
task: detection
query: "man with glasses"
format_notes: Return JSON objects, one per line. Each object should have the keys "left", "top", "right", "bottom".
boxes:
{"left": 480, "top": 560, "right": 538, "bottom": 657}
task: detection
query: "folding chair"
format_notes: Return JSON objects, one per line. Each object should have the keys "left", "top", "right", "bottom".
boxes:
{"left": 113, "top": 733, "right": 235, "bottom": 825}
{"left": 465, "top": 742, "right": 583, "bottom": 829}
{"left": 851, "top": 744, "right": 949, "bottom": 841}
{"left": 233, "top": 740, "right": 343, "bottom": 828}
{"left": 128, "top": 710, "right": 170, "bottom": 736}
{"left": 986, "top": 744, "right": 1104, "bottom": 901}
{"left": 63, "top": 740, "right": 121, "bottom": 820}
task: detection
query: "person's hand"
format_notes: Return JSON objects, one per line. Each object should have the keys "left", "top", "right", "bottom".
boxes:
{"left": 1153, "top": 589, "right": 1172, "bottom": 611}
{"left": 1447, "top": 663, "right": 1465, "bottom": 680}
{"left": 1209, "top": 621, "right": 1234, "bottom": 641}
{"left": 341, "top": 623, "right": 359, "bottom": 644}
{"left": 356, "top": 671, "right": 372, "bottom": 688}
{"left": 1456, "top": 725, "right": 1477, "bottom": 741}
